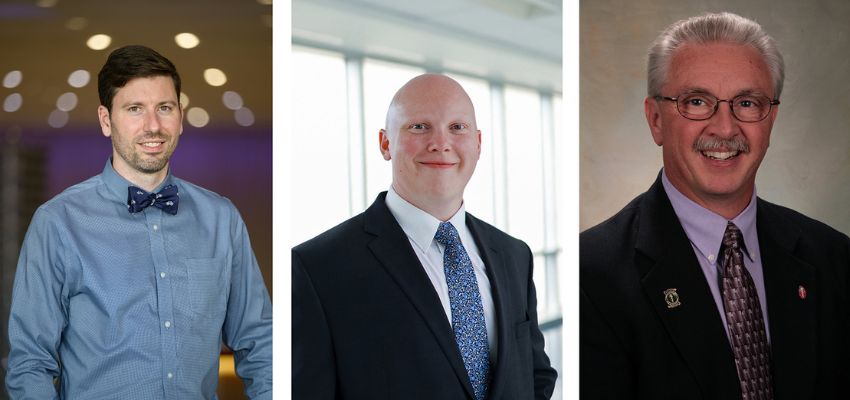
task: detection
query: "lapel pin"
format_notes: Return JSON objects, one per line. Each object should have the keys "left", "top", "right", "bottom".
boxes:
{"left": 798, "top": 285, "right": 807, "bottom": 300}
{"left": 664, "top": 288, "right": 681, "bottom": 309}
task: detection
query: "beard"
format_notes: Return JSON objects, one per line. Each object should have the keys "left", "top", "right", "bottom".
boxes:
{"left": 112, "top": 132, "right": 179, "bottom": 174}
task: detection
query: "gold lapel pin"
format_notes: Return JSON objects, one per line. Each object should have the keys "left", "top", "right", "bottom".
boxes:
{"left": 664, "top": 288, "right": 681, "bottom": 309}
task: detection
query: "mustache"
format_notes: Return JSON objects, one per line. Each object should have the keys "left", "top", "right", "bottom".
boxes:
{"left": 693, "top": 136, "right": 749, "bottom": 153}
{"left": 138, "top": 132, "right": 170, "bottom": 141}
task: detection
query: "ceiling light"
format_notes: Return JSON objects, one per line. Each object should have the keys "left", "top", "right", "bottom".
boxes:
{"left": 187, "top": 107, "right": 210, "bottom": 127}
{"left": 56, "top": 92, "right": 78, "bottom": 111}
{"left": 87, "top": 34, "right": 112, "bottom": 51}
{"left": 175, "top": 33, "right": 200, "bottom": 49}
{"left": 235, "top": 107, "right": 255, "bottom": 127}
{"left": 3, "top": 93, "right": 23, "bottom": 112}
{"left": 222, "top": 91, "right": 243, "bottom": 110}
{"left": 48, "top": 110, "right": 69, "bottom": 128}
{"left": 203, "top": 68, "right": 227, "bottom": 87}
{"left": 3, "top": 70, "right": 22, "bottom": 88}
{"left": 68, "top": 69, "right": 90, "bottom": 88}
{"left": 180, "top": 92, "right": 190, "bottom": 107}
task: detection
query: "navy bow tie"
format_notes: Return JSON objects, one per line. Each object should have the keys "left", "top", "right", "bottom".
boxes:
{"left": 127, "top": 184, "right": 179, "bottom": 215}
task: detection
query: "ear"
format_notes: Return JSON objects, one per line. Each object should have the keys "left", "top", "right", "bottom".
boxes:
{"left": 476, "top": 130, "right": 482, "bottom": 160}
{"left": 379, "top": 129, "right": 391, "bottom": 160}
{"left": 177, "top": 103, "right": 185, "bottom": 136}
{"left": 98, "top": 105, "right": 112, "bottom": 137}
{"left": 644, "top": 96, "right": 664, "bottom": 146}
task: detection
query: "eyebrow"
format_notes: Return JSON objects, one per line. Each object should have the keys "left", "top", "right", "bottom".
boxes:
{"left": 119, "top": 100, "right": 178, "bottom": 108}
{"left": 680, "top": 87, "right": 770, "bottom": 97}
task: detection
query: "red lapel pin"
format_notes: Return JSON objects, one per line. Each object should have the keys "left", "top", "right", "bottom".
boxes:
{"left": 798, "top": 285, "right": 807, "bottom": 300}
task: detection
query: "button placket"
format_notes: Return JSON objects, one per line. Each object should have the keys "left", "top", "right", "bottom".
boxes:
{"left": 144, "top": 209, "right": 178, "bottom": 394}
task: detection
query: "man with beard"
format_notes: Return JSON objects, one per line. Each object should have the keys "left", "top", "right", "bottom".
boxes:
{"left": 5, "top": 45, "right": 272, "bottom": 399}
{"left": 580, "top": 12, "right": 850, "bottom": 399}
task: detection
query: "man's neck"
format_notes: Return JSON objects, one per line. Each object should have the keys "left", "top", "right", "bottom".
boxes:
{"left": 113, "top": 161, "right": 168, "bottom": 192}
{"left": 392, "top": 185, "right": 462, "bottom": 222}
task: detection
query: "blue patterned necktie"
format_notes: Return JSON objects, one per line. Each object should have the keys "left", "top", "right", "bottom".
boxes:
{"left": 434, "top": 221, "right": 490, "bottom": 400}
{"left": 127, "top": 185, "right": 179, "bottom": 215}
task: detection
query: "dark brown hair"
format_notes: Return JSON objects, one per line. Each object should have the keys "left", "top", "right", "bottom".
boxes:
{"left": 97, "top": 45, "right": 181, "bottom": 111}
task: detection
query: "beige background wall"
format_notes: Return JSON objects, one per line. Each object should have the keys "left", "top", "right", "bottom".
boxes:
{"left": 580, "top": 0, "right": 850, "bottom": 234}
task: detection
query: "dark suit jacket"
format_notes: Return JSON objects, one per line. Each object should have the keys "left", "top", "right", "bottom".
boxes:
{"left": 580, "top": 174, "right": 850, "bottom": 399}
{"left": 293, "top": 192, "right": 557, "bottom": 399}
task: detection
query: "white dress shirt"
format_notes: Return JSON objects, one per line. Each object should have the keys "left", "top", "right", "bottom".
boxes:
{"left": 385, "top": 186, "right": 498, "bottom": 358}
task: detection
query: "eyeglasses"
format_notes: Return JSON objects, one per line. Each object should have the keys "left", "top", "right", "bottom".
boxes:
{"left": 654, "top": 92, "right": 780, "bottom": 122}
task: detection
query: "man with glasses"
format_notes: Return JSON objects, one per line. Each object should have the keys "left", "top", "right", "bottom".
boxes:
{"left": 581, "top": 12, "right": 849, "bottom": 399}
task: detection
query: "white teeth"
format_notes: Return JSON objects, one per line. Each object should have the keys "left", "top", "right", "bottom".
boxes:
{"left": 141, "top": 142, "right": 161, "bottom": 148}
{"left": 702, "top": 151, "right": 738, "bottom": 160}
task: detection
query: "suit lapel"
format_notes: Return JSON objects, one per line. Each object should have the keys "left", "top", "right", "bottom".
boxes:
{"left": 636, "top": 176, "right": 741, "bottom": 397}
{"left": 363, "top": 194, "right": 475, "bottom": 399}
{"left": 466, "top": 214, "right": 511, "bottom": 399}
{"left": 756, "top": 200, "right": 816, "bottom": 398}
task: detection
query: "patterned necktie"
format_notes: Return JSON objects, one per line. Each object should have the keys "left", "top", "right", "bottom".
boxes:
{"left": 127, "top": 185, "right": 179, "bottom": 215}
{"left": 434, "top": 221, "right": 490, "bottom": 400}
{"left": 720, "top": 222, "right": 773, "bottom": 400}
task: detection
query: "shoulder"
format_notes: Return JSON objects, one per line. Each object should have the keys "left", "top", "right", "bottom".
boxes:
{"left": 293, "top": 212, "right": 368, "bottom": 260}
{"left": 466, "top": 213, "right": 530, "bottom": 254}
{"left": 38, "top": 174, "right": 103, "bottom": 215}
{"left": 581, "top": 192, "right": 646, "bottom": 255}
{"left": 174, "top": 177, "right": 233, "bottom": 206}
{"left": 172, "top": 177, "right": 242, "bottom": 220}
{"left": 758, "top": 198, "right": 850, "bottom": 247}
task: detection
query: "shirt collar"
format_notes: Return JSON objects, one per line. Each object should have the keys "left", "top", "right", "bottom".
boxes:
{"left": 385, "top": 186, "right": 467, "bottom": 252}
{"left": 662, "top": 169, "right": 758, "bottom": 263}
{"left": 100, "top": 157, "right": 176, "bottom": 202}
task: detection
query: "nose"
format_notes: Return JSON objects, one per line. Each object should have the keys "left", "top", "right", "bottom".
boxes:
{"left": 427, "top": 126, "right": 451, "bottom": 152}
{"left": 706, "top": 100, "right": 739, "bottom": 138}
{"left": 143, "top": 109, "right": 161, "bottom": 133}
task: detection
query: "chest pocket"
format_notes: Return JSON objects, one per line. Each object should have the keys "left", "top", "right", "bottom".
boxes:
{"left": 185, "top": 257, "right": 230, "bottom": 318}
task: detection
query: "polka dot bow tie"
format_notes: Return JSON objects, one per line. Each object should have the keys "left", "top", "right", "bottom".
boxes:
{"left": 127, "top": 185, "right": 179, "bottom": 215}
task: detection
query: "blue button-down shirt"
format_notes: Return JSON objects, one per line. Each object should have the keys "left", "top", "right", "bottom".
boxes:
{"left": 6, "top": 159, "right": 272, "bottom": 399}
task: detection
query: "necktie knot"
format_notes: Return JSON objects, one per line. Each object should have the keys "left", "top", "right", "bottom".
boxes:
{"left": 128, "top": 185, "right": 179, "bottom": 215}
{"left": 435, "top": 221, "right": 460, "bottom": 247}
{"left": 723, "top": 221, "right": 742, "bottom": 249}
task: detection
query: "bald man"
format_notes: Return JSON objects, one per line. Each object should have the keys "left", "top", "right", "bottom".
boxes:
{"left": 293, "top": 74, "right": 557, "bottom": 400}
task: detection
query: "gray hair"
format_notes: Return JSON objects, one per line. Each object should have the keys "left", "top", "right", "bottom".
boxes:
{"left": 647, "top": 12, "right": 784, "bottom": 99}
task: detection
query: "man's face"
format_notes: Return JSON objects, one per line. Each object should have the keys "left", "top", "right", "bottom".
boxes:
{"left": 645, "top": 42, "right": 778, "bottom": 212}
{"left": 380, "top": 76, "right": 481, "bottom": 210}
{"left": 98, "top": 75, "right": 183, "bottom": 178}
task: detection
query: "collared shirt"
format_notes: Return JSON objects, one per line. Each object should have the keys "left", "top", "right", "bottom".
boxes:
{"left": 385, "top": 186, "right": 498, "bottom": 358}
{"left": 662, "top": 170, "right": 770, "bottom": 341}
{"left": 6, "top": 159, "right": 272, "bottom": 399}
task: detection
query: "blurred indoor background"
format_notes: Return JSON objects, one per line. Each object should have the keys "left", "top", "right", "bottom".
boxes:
{"left": 291, "top": 0, "right": 564, "bottom": 398}
{"left": 0, "top": 0, "right": 272, "bottom": 398}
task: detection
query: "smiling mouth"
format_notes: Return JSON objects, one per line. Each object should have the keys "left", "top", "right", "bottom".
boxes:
{"left": 701, "top": 150, "right": 740, "bottom": 161}
{"left": 420, "top": 161, "right": 456, "bottom": 168}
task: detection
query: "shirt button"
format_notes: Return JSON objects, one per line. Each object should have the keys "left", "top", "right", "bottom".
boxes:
{"left": 164, "top": 320, "right": 172, "bottom": 328}
{"left": 167, "top": 372, "right": 173, "bottom": 379}
{"left": 708, "top": 254, "right": 715, "bottom": 262}
{"left": 152, "top": 224, "right": 159, "bottom": 231}
{"left": 160, "top": 272, "right": 166, "bottom": 278}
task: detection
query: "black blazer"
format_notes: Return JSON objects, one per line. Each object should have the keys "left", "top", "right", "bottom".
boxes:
{"left": 293, "top": 192, "right": 557, "bottom": 399}
{"left": 580, "top": 173, "right": 850, "bottom": 399}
